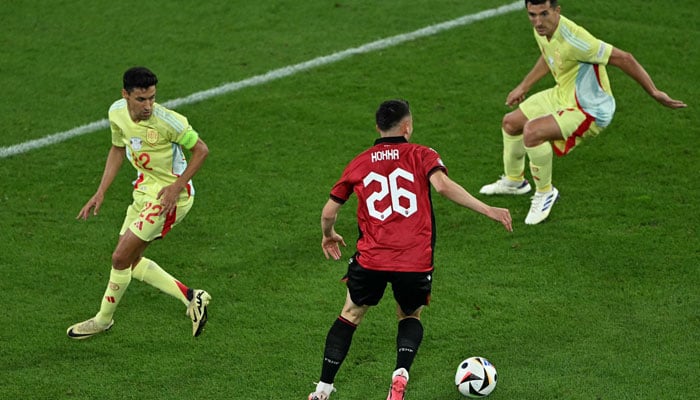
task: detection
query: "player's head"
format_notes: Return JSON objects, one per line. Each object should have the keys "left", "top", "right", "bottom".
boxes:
{"left": 376, "top": 99, "right": 413, "bottom": 139}
{"left": 122, "top": 67, "right": 158, "bottom": 122}
{"left": 123, "top": 67, "right": 158, "bottom": 93}
{"left": 525, "top": 0, "right": 560, "bottom": 38}
{"left": 525, "top": 0, "right": 557, "bottom": 7}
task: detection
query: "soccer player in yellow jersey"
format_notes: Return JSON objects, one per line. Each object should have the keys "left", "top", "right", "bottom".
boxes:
{"left": 67, "top": 67, "right": 211, "bottom": 339}
{"left": 480, "top": 0, "right": 687, "bottom": 224}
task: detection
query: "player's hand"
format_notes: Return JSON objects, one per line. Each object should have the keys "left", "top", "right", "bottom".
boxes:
{"left": 76, "top": 193, "right": 104, "bottom": 220}
{"left": 488, "top": 206, "right": 513, "bottom": 232}
{"left": 652, "top": 90, "right": 687, "bottom": 109}
{"left": 156, "top": 185, "right": 180, "bottom": 216}
{"left": 322, "top": 232, "right": 346, "bottom": 260}
{"left": 505, "top": 86, "right": 527, "bottom": 107}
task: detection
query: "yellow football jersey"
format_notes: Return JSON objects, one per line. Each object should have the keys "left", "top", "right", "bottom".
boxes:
{"left": 109, "top": 100, "right": 194, "bottom": 199}
{"left": 534, "top": 15, "right": 615, "bottom": 127}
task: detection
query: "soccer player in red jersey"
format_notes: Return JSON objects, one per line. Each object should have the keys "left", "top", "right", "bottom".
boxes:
{"left": 308, "top": 100, "right": 512, "bottom": 400}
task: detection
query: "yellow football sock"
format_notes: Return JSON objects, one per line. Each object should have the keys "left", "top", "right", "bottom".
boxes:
{"left": 502, "top": 129, "right": 526, "bottom": 181}
{"left": 95, "top": 268, "right": 132, "bottom": 325}
{"left": 132, "top": 257, "right": 189, "bottom": 305}
{"left": 525, "top": 142, "right": 553, "bottom": 192}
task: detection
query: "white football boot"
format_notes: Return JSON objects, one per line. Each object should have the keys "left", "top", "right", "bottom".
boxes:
{"left": 67, "top": 317, "right": 114, "bottom": 339}
{"left": 308, "top": 382, "right": 335, "bottom": 400}
{"left": 480, "top": 176, "right": 531, "bottom": 195}
{"left": 525, "top": 187, "right": 559, "bottom": 225}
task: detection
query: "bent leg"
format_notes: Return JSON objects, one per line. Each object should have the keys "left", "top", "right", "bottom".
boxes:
{"left": 502, "top": 109, "right": 529, "bottom": 180}
{"left": 123, "top": 194, "right": 195, "bottom": 304}
{"left": 94, "top": 230, "right": 150, "bottom": 325}
{"left": 112, "top": 228, "right": 150, "bottom": 270}
{"left": 132, "top": 257, "right": 190, "bottom": 305}
{"left": 523, "top": 115, "right": 563, "bottom": 192}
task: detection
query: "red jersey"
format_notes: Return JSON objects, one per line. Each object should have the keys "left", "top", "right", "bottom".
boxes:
{"left": 330, "top": 136, "right": 447, "bottom": 272}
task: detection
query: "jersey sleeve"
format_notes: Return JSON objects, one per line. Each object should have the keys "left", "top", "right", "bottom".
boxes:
{"left": 157, "top": 105, "right": 192, "bottom": 143}
{"left": 570, "top": 24, "right": 613, "bottom": 65}
{"left": 422, "top": 147, "right": 447, "bottom": 177}
{"left": 329, "top": 166, "right": 354, "bottom": 204}
{"left": 109, "top": 119, "right": 125, "bottom": 147}
{"left": 172, "top": 121, "right": 193, "bottom": 144}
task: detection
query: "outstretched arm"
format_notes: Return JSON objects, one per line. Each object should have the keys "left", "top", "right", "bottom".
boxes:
{"left": 608, "top": 48, "right": 687, "bottom": 109}
{"left": 429, "top": 170, "right": 513, "bottom": 232}
{"left": 506, "top": 55, "right": 550, "bottom": 107}
{"left": 321, "top": 198, "right": 347, "bottom": 260}
{"left": 76, "top": 145, "right": 126, "bottom": 220}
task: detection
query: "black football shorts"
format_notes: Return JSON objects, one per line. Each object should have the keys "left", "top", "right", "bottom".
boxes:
{"left": 345, "top": 254, "right": 432, "bottom": 316}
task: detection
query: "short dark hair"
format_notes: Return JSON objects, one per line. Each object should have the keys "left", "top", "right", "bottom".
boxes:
{"left": 123, "top": 67, "right": 158, "bottom": 92}
{"left": 525, "top": 0, "right": 558, "bottom": 7}
{"left": 376, "top": 99, "right": 411, "bottom": 131}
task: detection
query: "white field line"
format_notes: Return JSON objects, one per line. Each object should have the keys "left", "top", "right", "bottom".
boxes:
{"left": 0, "top": 1, "right": 522, "bottom": 159}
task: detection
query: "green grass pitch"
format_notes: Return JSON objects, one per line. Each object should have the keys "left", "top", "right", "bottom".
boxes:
{"left": 0, "top": 1, "right": 698, "bottom": 399}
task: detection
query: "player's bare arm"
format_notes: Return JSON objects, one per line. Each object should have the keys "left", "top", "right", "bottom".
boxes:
{"left": 77, "top": 145, "right": 126, "bottom": 220}
{"left": 506, "top": 55, "right": 550, "bottom": 107}
{"left": 321, "top": 199, "right": 346, "bottom": 260}
{"left": 429, "top": 171, "right": 513, "bottom": 232}
{"left": 157, "top": 138, "right": 209, "bottom": 216}
{"left": 608, "top": 48, "right": 687, "bottom": 109}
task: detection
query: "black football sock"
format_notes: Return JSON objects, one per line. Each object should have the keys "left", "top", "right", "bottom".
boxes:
{"left": 395, "top": 317, "right": 424, "bottom": 372}
{"left": 320, "top": 316, "right": 357, "bottom": 383}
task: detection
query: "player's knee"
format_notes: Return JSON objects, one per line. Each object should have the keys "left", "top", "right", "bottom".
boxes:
{"left": 522, "top": 123, "right": 542, "bottom": 147}
{"left": 502, "top": 113, "right": 523, "bottom": 135}
{"left": 397, "top": 305, "right": 423, "bottom": 320}
{"left": 111, "top": 250, "right": 133, "bottom": 270}
{"left": 341, "top": 305, "right": 366, "bottom": 325}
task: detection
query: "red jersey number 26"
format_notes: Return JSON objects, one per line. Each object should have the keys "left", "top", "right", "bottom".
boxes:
{"left": 363, "top": 168, "right": 417, "bottom": 221}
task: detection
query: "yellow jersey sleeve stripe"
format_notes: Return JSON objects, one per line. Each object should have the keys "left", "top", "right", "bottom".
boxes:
{"left": 560, "top": 24, "right": 591, "bottom": 52}
{"left": 109, "top": 98, "right": 127, "bottom": 112}
{"left": 153, "top": 106, "right": 186, "bottom": 133}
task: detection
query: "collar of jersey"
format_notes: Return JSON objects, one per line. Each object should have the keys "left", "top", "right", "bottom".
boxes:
{"left": 374, "top": 136, "right": 408, "bottom": 145}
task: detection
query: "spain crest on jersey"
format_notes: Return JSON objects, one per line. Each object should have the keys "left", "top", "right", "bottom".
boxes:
{"left": 146, "top": 129, "right": 159, "bottom": 145}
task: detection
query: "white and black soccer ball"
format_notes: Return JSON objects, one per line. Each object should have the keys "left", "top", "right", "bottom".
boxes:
{"left": 455, "top": 356, "right": 498, "bottom": 398}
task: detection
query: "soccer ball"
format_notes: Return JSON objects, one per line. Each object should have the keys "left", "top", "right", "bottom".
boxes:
{"left": 454, "top": 356, "right": 498, "bottom": 398}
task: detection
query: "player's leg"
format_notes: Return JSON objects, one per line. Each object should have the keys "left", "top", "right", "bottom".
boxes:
{"left": 128, "top": 194, "right": 193, "bottom": 305}
{"left": 386, "top": 310, "right": 422, "bottom": 400}
{"left": 385, "top": 271, "right": 431, "bottom": 400}
{"left": 310, "top": 258, "right": 382, "bottom": 400}
{"left": 481, "top": 92, "right": 557, "bottom": 195}
{"left": 502, "top": 108, "right": 529, "bottom": 178}
{"left": 99, "top": 230, "right": 150, "bottom": 320}
{"left": 310, "top": 291, "right": 369, "bottom": 400}
{"left": 522, "top": 106, "right": 600, "bottom": 224}
{"left": 480, "top": 109, "right": 532, "bottom": 195}
{"left": 391, "top": 271, "right": 430, "bottom": 374}
{"left": 131, "top": 257, "right": 188, "bottom": 304}
{"left": 67, "top": 229, "right": 148, "bottom": 339}
{"left": 522, "top": 114, "right": 563, "bottom": 191}
{"left": 521, "top": 114, "right": 563, "bottom": 224}
{"left": 128, "top": 194, "right": 210, "bottom": 336}
{"left": 131, "top": 255, "right": 210, "bottom": 336}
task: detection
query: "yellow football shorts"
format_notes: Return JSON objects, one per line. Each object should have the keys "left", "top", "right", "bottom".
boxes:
{"left": 520, "top": 87, "right": 606, "bottom": 156}
{"left": 119, "top": 191, "right": 194, "bottom": 242}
